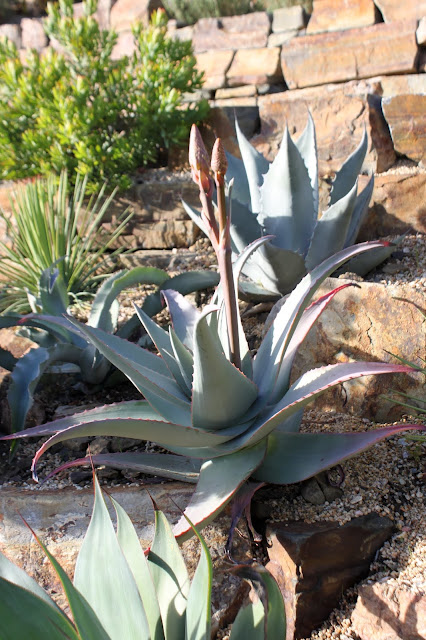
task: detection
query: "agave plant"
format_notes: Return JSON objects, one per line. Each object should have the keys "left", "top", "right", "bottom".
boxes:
{"left": 184, "top": 114, "right": 397, "bottom": 299}
{"left": 3, "top": 127, "right": 424, "bottom": 544}
{"left": 0, "top": 171, "right": 132, "bottom": 313}
{"left": 0, "top": 473, "right": 286, "bottom": 639}
{"left": 0, "top": 263, "right": 219, "bottom": 433}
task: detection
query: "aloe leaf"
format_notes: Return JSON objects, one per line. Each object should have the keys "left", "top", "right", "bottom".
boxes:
{"left": 329, "top": 128, "right": 368, "bottom": 205}
{"left": 253, "top": 241, "right": 392, "bottom": 402}
{"left": 0, "top": 552, "right": 62, "bottom": 612}
{"left": 185, "top": 517, "right": 213, "bottom": 640}
{"left": 259, "top": 127, "right": 316, "bottom": 255}
{"left": 134, "top": 303, "right": 192, "bottom": 394}
{"left": 342, "top": 241, "right": 398, "bottom": 277}
{"left": 30, "top": 417, "right": 235, "bottom": 481}
{"left": 44, "top": 452, "right": 202, "bottom": 484}
{"left": 29, "top": 523, "right": 111, "bottom": 639}
{"left": 192, "top": 308, "right": 258, "bottom": 430}
{"left": 270, "top": 283, "right": 356, "bottom": 404}
{"left": 295, "top": 111, "right": 319, "bottom": 213}
{"left": 148, "top": 509, "right": 190, "bottom": 640}
{"left": 169, "top": 327, "right": 194, "bottom": 391}
{"left": 0, "top": 312, "right": 79, "bottom": 345}
{"left": 253, "top": 424, "right": 426, "bottom": 484}
{"left": 162, "top": 289, "right": 200, "bottom": 351}
{"left": 7, "top": 343, "right": 85, "bottom": 433}
{"left": 0, "top": 346, "right": 17, "bottom": 371}
{"left": 344, "top": 174, "right": 374, "bottom": 247}
{"left": 38, "top": 266, "right": 68, "bottom": 316}
{"left": 235, "top": 118, "right": 270, "bottom": 214}
{"left": 88, "top": 267, "right": 169, "bottom": 332}
{"left": 67, "top": 321, "right": 192, "bottom": 425}
{"left": 112, "top": 495, "right": 164, "bottom": 640}
{"left": 173, "top": 440, "right": 267, "bottom": 541}
{"left": 230, "top": 564, "right": 286, "bottom": 640}
{"left": 0, "top": 578, "right": 79, "bottom": 640}
{"left": 305, "top": 180, "right": 358, "bottom": 271}
{"left": 74, "top": 475, "right": 150, "bottom": 640}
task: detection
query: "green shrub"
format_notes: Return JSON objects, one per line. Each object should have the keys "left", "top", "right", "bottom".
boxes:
{"left": 162, "top": 0, "right": 312, "bottom": 24}
{"left": 0, "top": 0, "right": 208, "bottom": 192}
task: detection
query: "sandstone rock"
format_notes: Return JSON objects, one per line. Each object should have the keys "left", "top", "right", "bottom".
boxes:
{"left": 268, "top": 29, "right": 298, "bottom": 47}
{"left": 272, "top": 5, "right": 306, "bottom": 32}
{"left": 352, "top": 582, "right": 426, "bottom": 639}
{"left": 417, "top": 16, "right": 426, "bottom": 46}
{"left": 20, "top": 17, "right": 47, "bottom": 51}
{"left": 256, "top": 81, "right": 396, "bottom": 175}
{"left": 200, "top": 105, "right": 260, "bottom": 158}
{"left": 382, "top": 94, "right": 426, "bottom": 164}
{"left": 357, "top": 171, "right": 426, "bottom": 238}
{"left": 291, "top": 278, "right": 425, "bottom": 421}
{"left": 281, "top": 21, "right": 418, "bottom": 89}
{"left": 213, "top": 97, "right": 257, "bottom": 108}
{"left": 306, "top": 0, "right": 377, "bottom": 34}
{"left": 110, "top": 0, "right": 163, "bottom": 32}
{"left": 192, "top": 12, "right": 270, "bottom": 53}
{"left": 227, "top": 46, "right": 282, "bottom": 87}
{"left": 379, "top": 73, "right": 426, "bottom": 95}
{"left": 375, "top": 0, "right": 426, "bottom": 22}
{"left": 215, "top": 85, "right": 257, "bottom": 100}
{"left": 111, "top": 30, "right": 135, "bottom": 59}
{"left": 0, "top": 327, "right": 36, "bottom": 361}
{"left": 0, "top": 23, "right": 21, "bottom": 48}
{"left": 266, "top": 514, "right": 393, "bottom": 640}
{"left": 196, "top": 50, "right": 234, "bottom": 90}
{"left": 170, "top": 25, "right": 194, "bottom": 42}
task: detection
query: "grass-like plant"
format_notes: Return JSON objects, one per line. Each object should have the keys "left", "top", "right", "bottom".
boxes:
{"left": 0, "top": 473, "right": 286, "bottom": 639}
{"left": 3, "top": 127, "right": 423, "bottom": 543}
{"left": 0, "top": 171, "right": 131, "bottom": 313}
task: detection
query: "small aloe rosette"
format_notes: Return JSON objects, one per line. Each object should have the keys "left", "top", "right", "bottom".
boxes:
{"left": 4, "top": 126, "right": 424, "bottom": 542}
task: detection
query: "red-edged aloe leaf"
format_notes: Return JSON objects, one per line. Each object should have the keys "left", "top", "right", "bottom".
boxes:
{"left": 67, "top": 321, "right": 192, "bottom": 425}
{"left": 0, "top": 400, "right": 160, "bottom": 440}
{"left": 112, "top": 495, "right": 164, "bottom": 640}
{"left": 235, "top": 118, "right": 270, "bottom": 215}
{"left": 27, "top": 522, "right": 110, "bottom": 639}
{"left": 169, "top": 327, "right": 194, "bottom": 391}
{"left": 269, "top": 283, "right": 357, "bottom": 404}
{"left": 295, "top": 111, "right": 318, "bottom": 213}
{"left": 253, "top": 241, "right": 393, "bottom": 403}
{"left": 148, "top": 509, "right": 190, "bottom": 640}
{"left": 259, "top": 126, "right": 316, "bottom": 255}
{"left": 192, "top": 307, "right": 258, "bottom": 430}
{"left": 7, "top": 344, "right": 86, "bottom": 433}
{"left": 329, "top": 128, "right": 368, "bottom": 205}
{"left": 184, "top": 514, "right": 213, "bottom": 640}
{"left": 133, "top": 303, "right": 192, "bottom": 395}
{"left": 162, "top": 289, "right": 200, "bottom": 351}
{"left": 74, "top": 475, "right": 150, "bottom": 640}
{"left": 17, "top": 313, "right": 88, "bottom": 347}
{"left": 305, "top": 180, "right": 358, "bottom": 271}
{"left": 30, "top": 418, "right": 236, "bottom": 481}
{"left": 44, "top": 452, "right": 202, "bottom": 484}
{"left": 229, "top": 563, "right": 286, "bottom": 640}
{"left": 88, "top": 266, "right": 169, "bottom": 331}
{"left": 173, "top": 440, "right": 267, "bottom": 542}
{"left": 252, "top": 424, "right": 426, "bottom": 484}
{"left": 0, "top": 578, "right": 79, "bottom": 640}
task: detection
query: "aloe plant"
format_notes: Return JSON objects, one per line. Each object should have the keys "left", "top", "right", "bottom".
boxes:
{"left": 0, "top": 263, "right": 219, "bottom": 433}
{"left": 3, "top": 127, "right": 424, "bottom": 543}
{"left": 0, "top": 473, "right": 286, "bottom": 639}
{"left": 184, "top": 114, "right": 397, "bottom": 299}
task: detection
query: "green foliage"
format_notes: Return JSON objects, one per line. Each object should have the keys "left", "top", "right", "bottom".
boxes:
{"left": 0, "top": 0, "right": 208, "bottom": 192}
{"left": 162, "top": 0, "right": 312, "bottom": 23}
{"left": 0, "top": 474, "right": 286, "bottom": 639}
{"left": 0, "top": 171, "right": 131, "bottom": 313}
{"left": 6, "top": 128, "right": 423, "bottom": 541}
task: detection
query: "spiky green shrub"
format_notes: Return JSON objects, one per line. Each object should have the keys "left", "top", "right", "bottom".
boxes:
{"left": 0, "top": 474, "right": 286, "bottom": 639}
{"left": 3, "top": 127, "right": 423, "bottom": 543}
{"left": 0, "top": 0, "right": 208, "bottom": 192}
{"left": 184, "top": 115, "right": 397, "bottom": 299}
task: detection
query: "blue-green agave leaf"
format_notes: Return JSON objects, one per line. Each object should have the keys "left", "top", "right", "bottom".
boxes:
{"left": 235, "top": 118, "right": 270, "bottom": 214}
{"left": 0, "top": 552, "right": 62, "bottom": 612}
{"left": 182, "top": 200, "right": 209, "bottom": 236}
{"left": 342, "top": 240, "right": 399, "bottom": 277}
{"left": 148, "top": 509, "right": 190, "bottom": 640}
{"left": 295, "top": 111, "right": 319, "bottom": 213}
{"left": 225, "top": 150, "right": 251, "bottom": 208}
{"left": 74, "top": 475, "right": 150, "bottom": 640}
{"left": 38, "top": 266, "right": 68, "bottom": 317}
{"left": 169, "top": 327, "right": 194, "bottom": 391}
{"left": 253, "top": 424, "right": 426, "bottom": 484}
{"left": 173, "top": 441, "right": 267, "bottom": 541}
{"left": 185, "top": 515, "right": 213, "bottom": 640}
{"left": 0, "top": 346, "right": 17, "bottom": 371}
{"left": 192, "top": 307, "right": 258, "bottom": 430}
{"left": 344, "top": 174, "right": 374, "bottom": 247}
{"left": 229, "top": 197, "right": 264, "bottom": 255}
{"left": 259, "top": 127, "right": 316, "bottom": 255}
{"left": 162, "top": 288, "right": 200, "bottom": 351}
{"left": 0, "top": 578, "right": 79, "bottom": 640}
{"left": 112, "top": 495, "right": 164, "bottom": 640}
{"left": 329, "top": 128, "right": 368, "bottom": 205}
{"left": 305, "top": 180, "right": 358, "bottom": 271}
